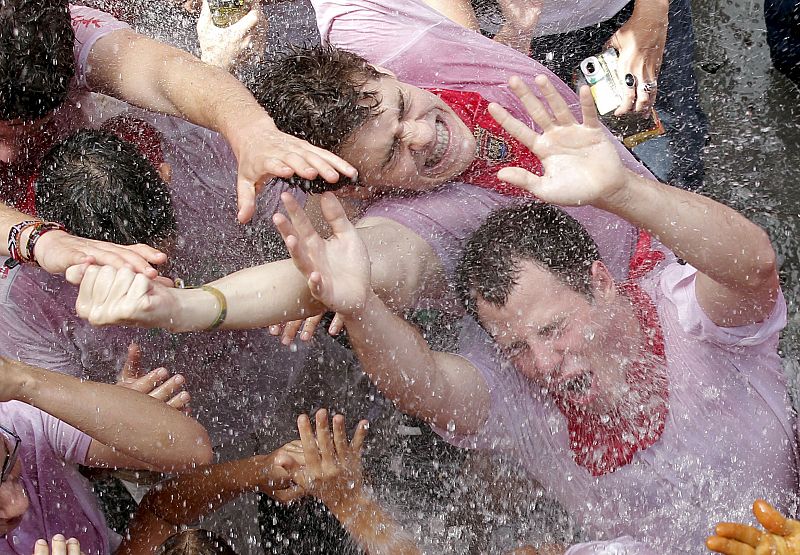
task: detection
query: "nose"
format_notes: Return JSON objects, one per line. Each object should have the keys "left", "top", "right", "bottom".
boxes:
{"left": 400, "top": 120, "right": 435, "bottom": 152}
{"left": 530, "top": 340, "right": 565, "bottom": 378}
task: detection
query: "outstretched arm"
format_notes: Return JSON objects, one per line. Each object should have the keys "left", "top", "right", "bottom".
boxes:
{"left": 278, "top": 410, "right": 422, "bottom": 555}
{"left": 0, "top": 358, "right": 212, "bottom": 470}
{"left": 118, "top": 450, "right": 300, "bottom": 555}
{"left": 489, "top": 75, "right": 779, "bottom": 327}
{"left": 86, "top": 28, "right": 356, "bottom": 223}
{"left": 273, "top": 193, "right": 490, "bottom": 435}
{"left": 0, "top": 202, "right": 165, "bottom": 277}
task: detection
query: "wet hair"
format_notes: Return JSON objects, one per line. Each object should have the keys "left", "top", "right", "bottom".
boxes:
{"left": 456, "top": 202, "right": 601, "bottom": 318}
{"left": 35, "top": 128, "right": 176, "bottom": 248}
{"left": 252, "top": 44, "right": 383, "bottom": 193}
{"left": 159, "top": 529, "right": 237, "bottom": 555}
{"left": 0, "top": 0, "right": 75, "bottom": 121}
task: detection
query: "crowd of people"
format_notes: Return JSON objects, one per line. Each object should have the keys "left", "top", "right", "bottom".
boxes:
{"left": 0, "top": 0, "right": 797, "bottom": 553}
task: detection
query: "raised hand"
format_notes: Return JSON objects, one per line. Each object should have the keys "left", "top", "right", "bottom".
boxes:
{"left": 231, "top": 123, "right": 357, "bottom": 225}
{"left": 488, "top": 74, "right": 629, "bottom": 207}
{"left": 65, "top": 265, "right": 177, "bottom": 329}
{"left": 117, "top": 343, "right": 191, "bottom": 411}
{"left": 276, "top": 409, "right": 369, "bottom": 507}
{"left": 273, "top": 192, "right": 371, "bottom": 317}
{"left": 707, "top": 500, "right": 800, "bottom": 555}
{"left": 33, "top": 230, "right": 165, "bottom": 279}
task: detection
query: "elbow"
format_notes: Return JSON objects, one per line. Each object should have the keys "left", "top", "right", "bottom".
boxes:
{"left": 743, "top": 229, "right": 779, "bottom": 290}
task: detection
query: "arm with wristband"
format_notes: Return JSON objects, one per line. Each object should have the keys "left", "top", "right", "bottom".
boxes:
{"left": 1, "top": 202, "right": 166, "bottom": 277}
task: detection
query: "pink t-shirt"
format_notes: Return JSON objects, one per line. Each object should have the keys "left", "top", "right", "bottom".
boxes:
{"left": 0, "top": 402, "right": 112, "bottom": 555}
{"left": 316, "top": 0, "right": 645, "bottom": 299}
{"left": 445, "top": 263, "right": 796, "bottom": 553}
{"left": 0, "top": 114, "right": 307, "bottom": 447}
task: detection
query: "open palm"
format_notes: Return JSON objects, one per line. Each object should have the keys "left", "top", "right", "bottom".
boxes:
{"left": 273, "top": 192, "right": 371, "bottom": 317}
{"left": 489, "top": 75, "right": 629, "bottom": 207}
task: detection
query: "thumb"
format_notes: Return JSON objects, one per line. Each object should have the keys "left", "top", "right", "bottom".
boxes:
{"left": 65, "top": 263, "right": 90, "bottom": 285}
{"left": 237, "top": 173, "right": 256, "bottom": 224}
{"left": 754, "top": 500, "right": 792, "bottom": 537}
{"left": 119, "top": 343, "right": 142, "bottom": 383}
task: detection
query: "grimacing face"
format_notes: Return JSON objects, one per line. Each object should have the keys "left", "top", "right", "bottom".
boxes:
{"left": 476, "top": 260, "right": 627, "bottom": 414}
{"left": 338, "top": 76, "right": 477, "bottom": 193}
{"left": 0, "top": 437, "right": 28, "bottom": 536}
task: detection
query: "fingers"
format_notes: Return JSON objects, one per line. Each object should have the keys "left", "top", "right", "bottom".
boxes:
{"left": 149, "top": 373, "right": 187, "bottom": 403}
{"left": 119, "top": 343, "right": 143, "bottom": 383}
{"left": 715, "top": 523, "right": 764, "bottom": 547}
{"left": 706, "top": 535, "right": 756, "bottom": 555}
{"left": 319, "top": 192, "right": 355, "bottom": 236}
{"left": 577, "top": 85, "right": 602, "bottom": 128}
{"left": 66, "top": 538, "right": 81, "bottom": 555}
{"left": 315, "top": 409, "right": 336, "bottom": 468}
{"left": 65, "top": 263, "right": 90, "bottom": 286}
{"left": 49, "top": 535, "right": 67, "bottom": 555}
{"left": 300, "top": 314, "right": 323, "bottom": 342}
{"left": 518, "top": 75, "right": 574, "bottom": 125}
{"left": 279, "top": 319, "right": 304, "bottom": 346}
{"left": 332, "top": 413, "right": 348, "bottom": 458}
{"left": 33, "top": 538, "right": 50, "bottom": 555}
{"left": 328, "top": 312, "right": 345, "bottom": 336}
{"left": 297, "top": 413, "right": 321, "bottom": 475}
{"left": 74, "top": 265, "right": 100, "bottom": 319}
{"left": 351, "top": 419, "right": 369, "bottom": 453}
{"left": 496, "top": 166, "right": 543, "bottom": 193}
{"left": 237, "top": 175, "right": 257, "bottom": 224}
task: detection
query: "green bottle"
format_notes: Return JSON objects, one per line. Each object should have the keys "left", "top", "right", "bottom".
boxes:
{"left": 208, "top": 0, "right": 250, "bottom": 27}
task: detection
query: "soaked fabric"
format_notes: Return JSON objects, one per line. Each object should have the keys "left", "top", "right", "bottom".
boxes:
{"left": 0, "top": 113, "right": 307, "bottom": 448}
{"left": 445, "top": 261, "right": 796, "bottom": 552}
{"left": 326, "top": 0, "right": 644, "bottom": 308}
{"left": 0, "top": 402, "right": 112, "bottom": 555}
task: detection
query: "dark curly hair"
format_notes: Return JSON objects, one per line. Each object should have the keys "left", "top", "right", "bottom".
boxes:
{"left": 456, "top": 202, "right": 601, "bottom": 318}
{"left": 35, "top": 128, "right": 175, "bottom": 248}
{"left": 253, "top": 44, "right": 384, "bottom": 193}
{"left": 0, "top": 0, "right": 75, "bottom": 121}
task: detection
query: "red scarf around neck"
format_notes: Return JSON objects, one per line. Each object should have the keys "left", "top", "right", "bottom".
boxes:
{"left": 427, "top": 88, "right": 542, "bottom": 198}
{"left": 552, "top": 231, "right": 669, "bottom": 477}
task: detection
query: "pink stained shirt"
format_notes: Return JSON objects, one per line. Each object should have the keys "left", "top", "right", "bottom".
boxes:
{"left": 445, "top": 262, "right": 797, "bottom": 554}
{"left": 0, "top": 112, "right": 308, "bottom": 448}
{"left": 314, "top": 0, "right": 649, "bottom": 305}
{"left": 0, "top": 402, "right": 110, "bottom": 555}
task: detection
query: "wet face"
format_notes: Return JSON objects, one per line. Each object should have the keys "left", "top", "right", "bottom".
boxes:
{"left": 0, "top": 437, "right": 28, "bottom": 535}
{"left": 476, "top": 260, "right": 626, "bottom": 413}
{"left": 338, "top": 76, "right": 476, "bottom": 193}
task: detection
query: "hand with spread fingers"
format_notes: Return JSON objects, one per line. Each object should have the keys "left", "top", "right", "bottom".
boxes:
{"left": 32, "top": 535, "right": 85, "bottom": 555}
{"left": 488, "top": 74, "right": 629, "bottom": 207}
{"left": 269, "top": 312, "right": 346, "bottom": 346}
{"left": 117, "top": 343, "right": 191, "bottom": 411}
{"left": 276, "top": 409, "right": 369, "bottom": 507}
{"left": 273, "top": 192, "right": 372, "bottom": 318}
{"left": 707, "top": 500, "right": 800, "bottom": 555}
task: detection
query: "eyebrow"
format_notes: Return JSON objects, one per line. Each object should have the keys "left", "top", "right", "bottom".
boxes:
{"left": 380, "top": 87, "right": 406, "bottom": 169}
{"left": 538, "top": 316, "right": 566, "bottom": 337}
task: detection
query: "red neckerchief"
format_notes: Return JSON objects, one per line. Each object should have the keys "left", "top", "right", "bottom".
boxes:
{"left": 552, "top": 231, "right": 669, "bottom": 477}
{"left": 427, "top": 88, "right": 542, "bottom": 198}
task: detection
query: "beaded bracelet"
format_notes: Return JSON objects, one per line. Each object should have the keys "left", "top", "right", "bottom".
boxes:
{"left": 24, "top": 222, "right": 67, "bottom": 265}
{"left": 7, "top": 220, "right": 40, "bottom": 263}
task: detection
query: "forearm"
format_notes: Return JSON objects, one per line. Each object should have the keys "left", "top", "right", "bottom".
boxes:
{"left": 88, "top": 31, "right": 271, "bottom": 144}
{"left": 321, "top": 491, "right": 422, "bottom": 555}
{"left": 631, "top": 0, "right": 669, "bottom": 22}
{"left": 600, "top": 173, "right": 777, "bottom": 289}
{"left": 343, "top": 294, "right": 488, "bottom": 433}
{"left": 420, "top": 0, "right": 480, "bottom": 30}
{"left": 138, "top": 456, "right": 276, "bottom": 525}
{"left": 494, "top": 25, "right": 535, "bottom": 54}
{"left": 8, "top": 360, "right": 211, "bottom": 467}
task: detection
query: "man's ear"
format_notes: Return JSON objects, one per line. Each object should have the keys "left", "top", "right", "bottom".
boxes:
{"left": 589, "top": 261, "right": 616, "bottom": 302}
{"left": 371, "top": 64, "right": 396, "bottom": 78}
